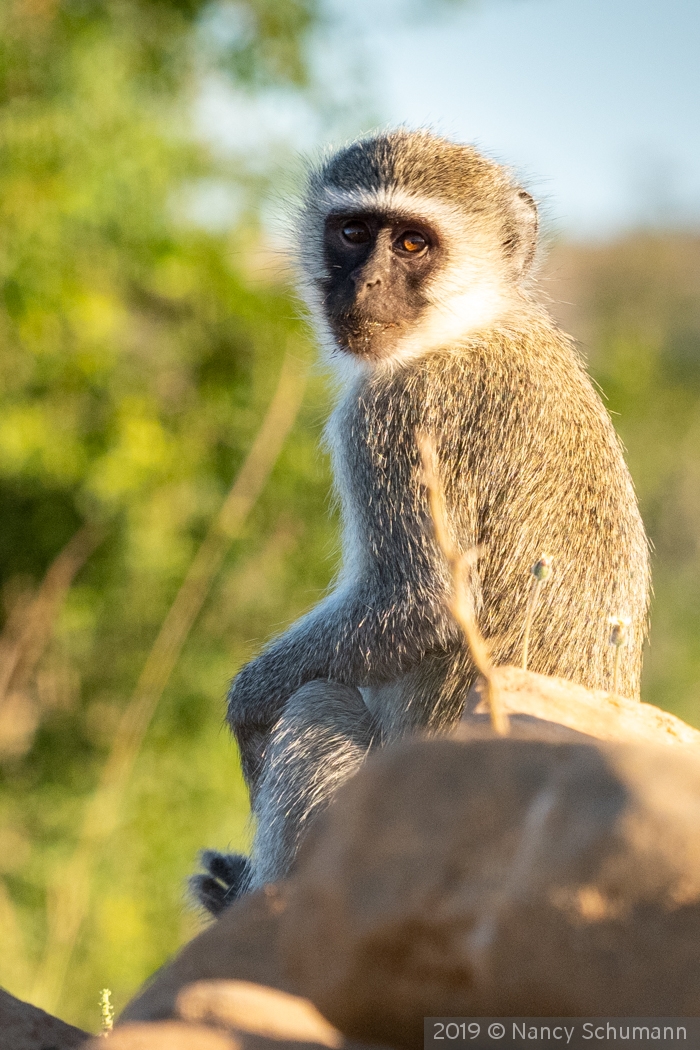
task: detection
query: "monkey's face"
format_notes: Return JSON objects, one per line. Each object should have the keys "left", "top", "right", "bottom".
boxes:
{"left": 320, "top": 212, "right": 441, "bottom": 359}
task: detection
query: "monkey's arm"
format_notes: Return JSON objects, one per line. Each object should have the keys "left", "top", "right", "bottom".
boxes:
{"left": 228, "top": 575, "right": 460, "bottom": 786}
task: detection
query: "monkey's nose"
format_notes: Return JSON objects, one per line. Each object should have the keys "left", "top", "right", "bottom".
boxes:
{"left": 352, "top": 273, "right": 382, "bottom": 290}
{"left": 354, "top": 274, "right": 382, "bottom": 302}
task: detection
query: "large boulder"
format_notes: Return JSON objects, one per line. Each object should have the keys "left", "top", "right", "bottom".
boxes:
{"left": 85, "top": 1020, "right": 238, "bottom": 1049}
{"left": 0, "top": 987, "right": 89, "bottom": 1049}
{"left": 462, "top": 665, "right": 700, "bottom": 747}
{"left": 117, "top": 670, "right": 700, "bottom": 1050}
{"left": 174, "top": 980, "right": 343, "bottom": 1047}
{"left": 279, "top": 733, "right": 700, "bottom": 1049}
{"left": 96, "top": 979, "right": 374, "bottom": 1050}
{"left": 121, "top": 885, "right": 294, "bottom": 1024}
{"left": 118, "top": 888, "right": 384, "bottom": 1050}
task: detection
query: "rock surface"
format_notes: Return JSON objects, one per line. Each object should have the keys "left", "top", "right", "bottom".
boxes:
{"left": 18, "top": 669, "right": 700, "bottom": 1050}
{"left": 0, "top": 986, "right": 89, "bottom": 1049}
{"left": 280, "top": 734, "right": 700, "bottom": 1049}
{"left": 94, "top": 979, "right": 375, "bottom": 1050}
{"left": 121, "top": 885, "right": 293, "bottom": 1024}
{"left": 462, "top": 665, "right": 700, "bottom": 747}
{"left": 85, "top": 1021, "right": 238, "bottom": 1049}
{"left": 176, "top": 980, "right": 343, "bottom": 1047}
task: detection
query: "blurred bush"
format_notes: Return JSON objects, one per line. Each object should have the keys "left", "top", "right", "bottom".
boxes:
{"left": 0, "top": 0, "right": 336, "bottom": 1029}
{"left": 547, "top": 235, "right": 700, "bottom": 728}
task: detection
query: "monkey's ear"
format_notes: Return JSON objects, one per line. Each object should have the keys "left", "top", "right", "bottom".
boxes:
{"left": 504, "top": 188, "right": 539, "bottom": 278}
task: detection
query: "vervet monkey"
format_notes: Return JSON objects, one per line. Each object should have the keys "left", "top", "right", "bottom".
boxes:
{"left": 193, "top": 129, "right": 649, "bottom": 914}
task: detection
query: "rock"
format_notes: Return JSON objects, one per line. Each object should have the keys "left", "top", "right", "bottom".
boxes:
{"left": 0, "top": 986, "right": 89, "bottom": 1049}
{"left": 84, "top": 1021, "right": 238, "bottom": 1049}
{"left": 121, "top": 886, "right": 293, "bottom": 1023}
{"left": 279, "top": 734, "right": 700, "bottom": 1049}
{"left": 103, "top": 980, "right": 378, "bottom": 1049}
{"left": 461, "top": 666, "right": 700, "bottom": 748}
{"left": 119, "top": 891, "right": 387, "bottom": 1048}
{"left": 176, "top": 981, "right": 343, "bottom": 1047}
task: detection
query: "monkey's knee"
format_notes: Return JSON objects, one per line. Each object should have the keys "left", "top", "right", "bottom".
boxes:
{"left": 248, "top": 680, "right": 378, "bottom": 888}
{"left": 283, "top": 679, "right": 378, "bottom": 741}
{"left": 261, "top": 679, "right": 379, "bottom": 811}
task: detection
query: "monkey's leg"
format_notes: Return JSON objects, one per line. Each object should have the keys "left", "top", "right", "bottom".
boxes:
{"left": 248, "top": 679, "right": 379, "bottom": 891}
{"left": 191, "top": 681, "right": 378, "bottom": 915}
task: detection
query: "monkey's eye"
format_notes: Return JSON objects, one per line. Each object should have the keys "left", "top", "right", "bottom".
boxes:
{"left": 395, "top": 230, "right": 428, "bottom": 254}
{"left": 341, "top": 221, "right": 371, "bottom": 244}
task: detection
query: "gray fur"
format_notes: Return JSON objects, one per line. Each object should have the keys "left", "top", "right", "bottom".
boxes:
{"left": 194, "top": 130, "right": 650, "bottom": 911}
{"left": 247, "top": 681, "right": 380, "bottom": 891}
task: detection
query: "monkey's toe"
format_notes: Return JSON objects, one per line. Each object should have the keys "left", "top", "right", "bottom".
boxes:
{"left": 191, "top": 850, "right": 251, "bottom": 915}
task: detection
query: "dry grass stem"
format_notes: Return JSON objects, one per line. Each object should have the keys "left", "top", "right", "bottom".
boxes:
{"left": 609, "top": 615, "right": 631, "bottom": 698}
{"left": 99, "top": 988, "right": 114, "bottom": 1036}
{"left": 31, "top": 349, "right": 308, "bottom": 1013}
{"left": 0, "top": 525, "right": 103, "bottom": 757}
{"left": 417, "top": 432, "right": 508, "bottom": 736}
{"left": 521, "top": 553, "right": 553, "bottom": 672}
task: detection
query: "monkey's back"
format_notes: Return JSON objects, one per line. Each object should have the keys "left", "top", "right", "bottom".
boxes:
{"left": 329, "top": 311, "right": 650, "bottom": 727}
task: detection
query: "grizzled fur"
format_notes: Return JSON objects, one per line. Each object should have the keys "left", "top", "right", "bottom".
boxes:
{"left": 245, "top": 681, "right": 378, "bottom": 891}
{"left": 192, "top": 130, "right": 650, "bottom": 914}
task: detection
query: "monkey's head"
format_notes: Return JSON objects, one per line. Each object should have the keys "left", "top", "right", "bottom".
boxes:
{"left": 298, "top": 129, "right": 539, "bottom": 366}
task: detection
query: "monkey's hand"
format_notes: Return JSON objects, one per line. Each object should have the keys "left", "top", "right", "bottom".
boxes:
{"left": 190, "top": 850, "right": 251, "bottom": 915}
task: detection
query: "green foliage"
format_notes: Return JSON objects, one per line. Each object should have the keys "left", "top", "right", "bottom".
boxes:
{"left": 588, "top": 237, "right": 700, "bottom": 726}
{"left": 550, "top": 234, "right": 700, "bottom": 726}
{"left": 0, "top": 0, "right": 335, "bottom": 1029}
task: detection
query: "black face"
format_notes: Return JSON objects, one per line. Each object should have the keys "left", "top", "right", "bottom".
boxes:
{"left": 320, "top": 212, "right": 441, "bottom": 358}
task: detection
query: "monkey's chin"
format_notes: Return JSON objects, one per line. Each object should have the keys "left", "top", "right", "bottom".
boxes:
{"left": 332, "top": 320, "right": 405, "bottom": 361}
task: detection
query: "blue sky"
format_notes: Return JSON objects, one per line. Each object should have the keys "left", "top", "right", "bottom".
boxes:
{"left": 352, "top": 0, "right": 700, "bottom": 236}
{"left": 197, "top": 0, "right": 700, "bottom": 240}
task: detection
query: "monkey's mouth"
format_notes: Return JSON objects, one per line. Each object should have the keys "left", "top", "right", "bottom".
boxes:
{"left": 330, "top": 316, "right": 405, "bottom": 358}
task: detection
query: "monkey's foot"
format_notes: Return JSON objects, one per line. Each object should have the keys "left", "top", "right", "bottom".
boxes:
{"left": 190, "top": 850, "right": 251, "bottom": 916}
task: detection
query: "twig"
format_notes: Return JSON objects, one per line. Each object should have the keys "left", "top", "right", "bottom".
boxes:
{"left": 521, "top": 554, "right": 553, "bottom": 671}
{"left": 0, "top": 525, "right": 103, "bottom": 756}
{"left": 609, "top": 615, "right": 631, "bottom": 697}
{"left": 31, "top": 349, "right": 308, "bottom": 1014}
{"left": 99, "top": 988, "right": 114, "bottom": 1037}
{"left": 417, "top": 432, "right": 508, "bottom": 736}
